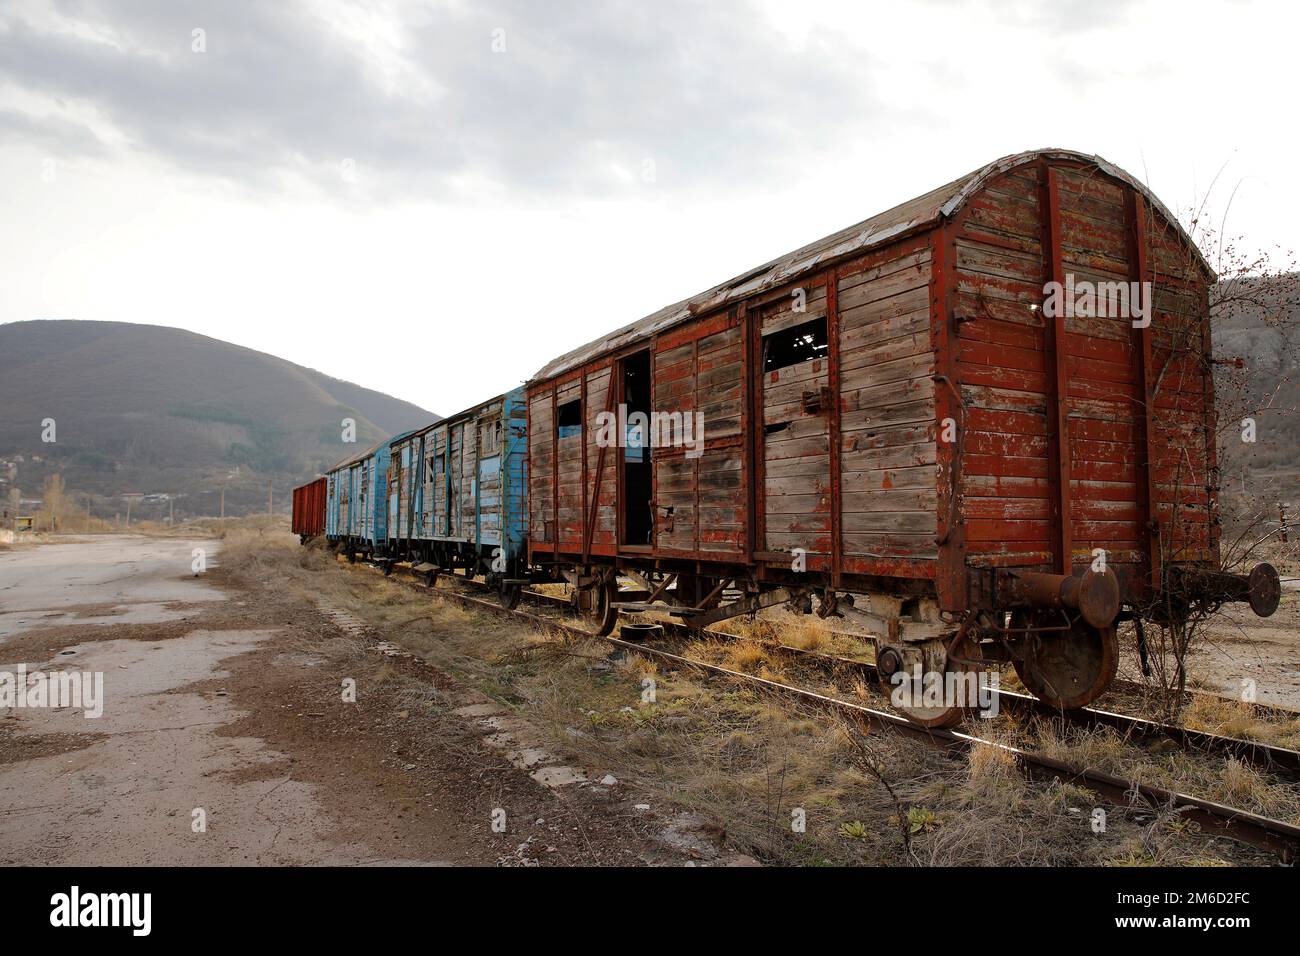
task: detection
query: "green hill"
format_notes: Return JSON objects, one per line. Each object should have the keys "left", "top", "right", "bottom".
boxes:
{"left": 0, "top": 320, "right": 438, "bottom": 519}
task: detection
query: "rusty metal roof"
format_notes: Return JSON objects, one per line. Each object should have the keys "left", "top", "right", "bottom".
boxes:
{"left": 531, "top": 148, "right": 1206, "bottom": 382}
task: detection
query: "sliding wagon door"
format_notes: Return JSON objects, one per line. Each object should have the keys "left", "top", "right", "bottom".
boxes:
{"left": 758, "top": 290, "right": 832, "bottom": 559}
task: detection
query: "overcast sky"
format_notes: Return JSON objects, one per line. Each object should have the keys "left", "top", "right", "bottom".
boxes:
{"left": 1, "top": 0, "right": 1295, "bottom": 417}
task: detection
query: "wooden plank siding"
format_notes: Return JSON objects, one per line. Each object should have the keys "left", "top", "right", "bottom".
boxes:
{"left": 584, "top": 364, "right": 617, "bottom": 553}
{"left": 523, "top": 151, "right": 1216, "bottom": 613}
{"left": 1145, "top": 207, "right": 1217, "bottom": 565}
{"left": 954, "top": 164, "right": 1056, "bottom": 572}
{"left": 760, "top": 283, "right": 830, "bottom": 557}
{"left": 837, "top": 246, "right": 937, "bottom": 564}
{"left": 1054, "top": 164, "right": 1145, "bottom": 579}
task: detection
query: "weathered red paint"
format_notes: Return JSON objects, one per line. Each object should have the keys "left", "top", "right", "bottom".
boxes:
{"left": 523, "top": 150, "right": 1219, "bottom": 616}
{"left": 1045, "top": 165, "right": 1074, "bottom": 574}
{"left": 291, "top": 477, "right": 326, "bottom": 538}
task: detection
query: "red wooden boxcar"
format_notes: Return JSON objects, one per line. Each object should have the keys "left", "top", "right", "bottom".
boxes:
{"left": 524, "top": 148, "right": 1279, "bottom": 725}
{"left": 292, "top": 477, "right": 327, "bottom": 541}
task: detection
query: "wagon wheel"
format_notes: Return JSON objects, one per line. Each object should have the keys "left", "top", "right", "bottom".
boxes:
{"left": 498, "top": 581, "right": 522, "bottom": 610}
{"left": 1012, "top": 614, "right": 1118, "bottom": 711}
{"left": 889, "top": 631, "right": 986, "bottom": 729}
{"left": 584, "top": 578, "right": 619, "bottom": 637}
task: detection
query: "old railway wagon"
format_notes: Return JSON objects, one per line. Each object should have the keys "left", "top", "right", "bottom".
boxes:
{"left": 525, "top": 147, "right": 1279, "bottom": 725}
{"left": 384, "top": 389, "right": 529, "bottom": 606}
{"left": 291, "top": 476, "right": 327, "bottom": 542}
{"left": 325, "top": 437, "right": 400, "bottom": 560}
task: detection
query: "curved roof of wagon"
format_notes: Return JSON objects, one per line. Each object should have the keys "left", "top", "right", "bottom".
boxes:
{"left": 531, "top": 148, "right": 1208, "bottom": 382}
{"left": 326, "top": 428, "right": 421, "bottom": 473}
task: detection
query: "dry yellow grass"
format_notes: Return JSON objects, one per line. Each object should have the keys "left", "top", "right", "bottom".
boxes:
{"left": 214, "top": 530, "right": 1291, "bottom": 866}
{"left": 1182, "top": 692, "right": 1300, "bottom": 749}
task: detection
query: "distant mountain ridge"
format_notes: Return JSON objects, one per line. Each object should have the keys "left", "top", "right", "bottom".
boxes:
{"left": 0, "top": 320, "right": 439, "bottom": 518}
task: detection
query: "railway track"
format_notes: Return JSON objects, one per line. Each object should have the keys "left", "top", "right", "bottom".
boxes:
{"left": 497, "top": 576, "right": 1300, "bottom": 780}
{"left": 348, "top": 557, "right": 1300, "bottom": 862}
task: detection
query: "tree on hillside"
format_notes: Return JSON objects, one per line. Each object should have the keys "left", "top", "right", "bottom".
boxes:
{"left": 41, "top": 473, "right": 67, "bottom": 531}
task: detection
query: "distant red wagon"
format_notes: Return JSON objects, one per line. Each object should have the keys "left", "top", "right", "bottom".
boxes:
{"left": 523, "top": 148, "right": 1280, "bottom": 725}
{"left": 291, "top": 477, "right": 327, "bottom": 541}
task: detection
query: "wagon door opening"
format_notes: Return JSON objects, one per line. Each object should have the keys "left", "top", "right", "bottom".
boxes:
{"left": 760, "top": 311, "right": 831, "bottom": 559}
{"left": 620, "top": 349, "right": 654, "bottom": 547}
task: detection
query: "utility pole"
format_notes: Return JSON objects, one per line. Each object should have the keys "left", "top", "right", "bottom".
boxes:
{"left": 125, "top": 496, "right": 132, "bottom": 527}
{"left": 268, "top": 480, "right": 273, "bottom": 515}
{"left": 219, "top": 486, "right": 225, "bottom": 519}
{"left": 169, "top": 495, "right": 174, "bottom": 525}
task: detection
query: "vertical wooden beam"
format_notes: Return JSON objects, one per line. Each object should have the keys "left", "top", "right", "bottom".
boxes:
{"left": 1044, "top": 165, "right": 1074, "bottom": 575}
{"left": 580, "top": 372, "right": 589, "bottom": 561}
{"left": 691, "top": 336, "right": 700, "bottom": 554}
{"left": 739, "top": 302, "right": 757, "bottom": 562}
{"left": 1127, "top": 190, "right": 1160, "bottom": 594}
{"left": 550, "top": 387, "right": 558, "bottom": 555}
{"left": 614, "top": 359, "right": 626, "bottom": 550}
{"left": 585, "top": 366, "right": 618, "bottom": 560}
{"left": 650, "top": 350, "right": 660, "bottom": 553}
{"left": 525, "top": 392, "right": 532, "bottom": 563}
{"left": 826, "top": 269, "right": 843, "bottom": 590}
{"left": 752, "top": 305, "right": 768, "bottom": 562}
{"left": 931, "top": 221, "right": 965, "bottom": 612}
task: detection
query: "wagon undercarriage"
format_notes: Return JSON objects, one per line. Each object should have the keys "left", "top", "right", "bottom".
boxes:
{"left": 541, "top": 544, "right": 1279, "bottom": 727}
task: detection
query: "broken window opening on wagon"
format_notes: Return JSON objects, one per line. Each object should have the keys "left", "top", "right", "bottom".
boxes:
{"left": 557, "top": 398, "right": 582, "bottom": 439}
{"left": 762, "top": 316, "right": 828, "bottom": 374}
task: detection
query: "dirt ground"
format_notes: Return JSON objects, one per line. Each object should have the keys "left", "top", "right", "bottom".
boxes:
{"left": 0, "top": 534, "right": 749, "bottom": 866}
{"left": 2, "top": 529, "right": 1293, "bottom": 868}
{"left": 1182, "top": 541, "right": 1300, "bottom": 708}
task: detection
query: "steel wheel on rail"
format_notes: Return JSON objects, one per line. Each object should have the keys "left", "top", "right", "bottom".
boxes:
{"left": 1012, "top": 613, "right": 1118, "bottom": 711}
{"left": 887, "top": 630, "right": 986, "bottom": 729}
{"left": 585, "top": 578, "right": 618, "bottom": 637}
{"left": 498, "top": 581, "right": 522, "bottom": 610}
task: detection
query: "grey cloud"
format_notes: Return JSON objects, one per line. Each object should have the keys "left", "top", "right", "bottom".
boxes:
{"left": 0, "top": 0, "right": 888, "bottom": 201}
{"left": 0, "top": 107, "right": 108, "bottom": 158}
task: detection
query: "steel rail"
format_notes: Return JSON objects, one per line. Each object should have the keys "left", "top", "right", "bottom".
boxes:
{"left": 352, "top": 559, "right": 1300, "bottom": 862}
{"left": 369, "top": 561, "right": 1300, "bottom": 780}
{"left": 505, "top": 578, "right": 1300, "bottom": 779}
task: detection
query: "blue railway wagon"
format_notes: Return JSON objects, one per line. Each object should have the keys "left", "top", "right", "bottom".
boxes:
{"left": 360, "top": 443, "right": 392, "bottom": 548}
{"left": 367, "top": 427, "right": 420, "bottom": 553}
{"left": 388, "top": 428, "right": 423, "bottom": 549}
{"left": 387, "top": 388, "right": 528, "bottom": 605}
{"left": 325, "top": 438, "right": 391, "bottom": 558}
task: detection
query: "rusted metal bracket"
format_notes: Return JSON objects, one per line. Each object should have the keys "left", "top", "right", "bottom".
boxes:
{"left": 1170, "top": 563, "right": 1281, "bottom": 617}
{"left": 999, "top": 567, "right": 1121, "bottom": 629}
{"left": 801, "top": 386, "right": 833, "bottom": 415}
{"left": 677, "top": 587, "right": 797, "bottom": 629}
